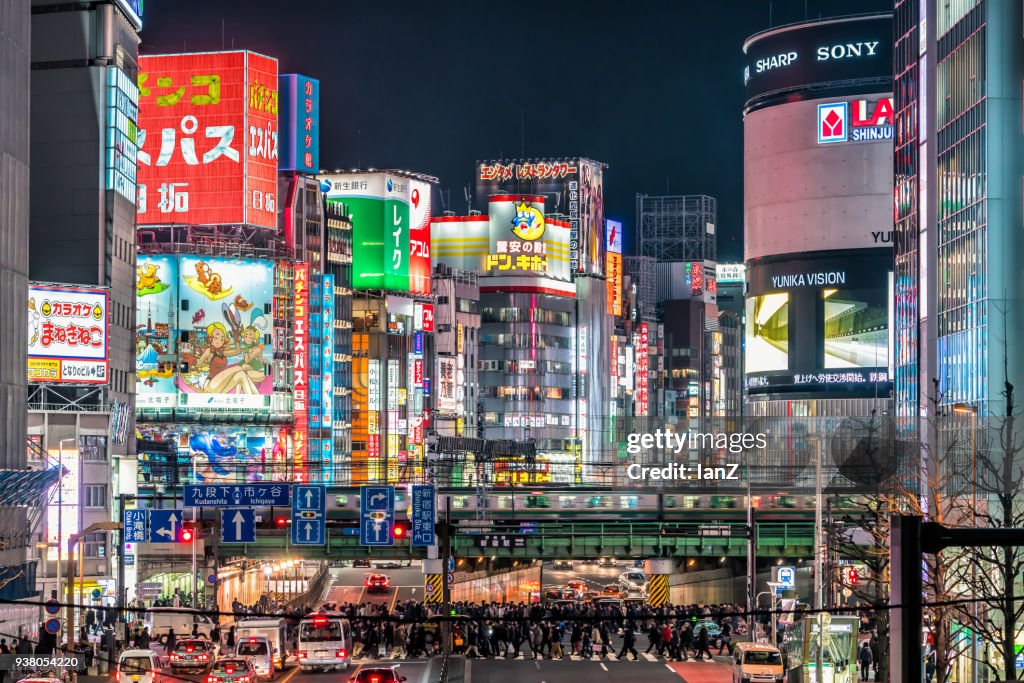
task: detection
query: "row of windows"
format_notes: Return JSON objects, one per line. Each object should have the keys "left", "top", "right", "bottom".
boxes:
{"left": 477, "top": 359, "right": 573, "bottom": 375}
{"left": 482, "top": 386, "right": 569, "bottom": 400}
{"left": 479, "top": 334, "right": 572, "bottom": 350}
{"left": 481, "top": 307, "right": 571, "bottom": 326}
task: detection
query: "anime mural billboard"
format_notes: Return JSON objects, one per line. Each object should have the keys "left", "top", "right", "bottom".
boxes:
{"left": 176, "top": 255, "right": 273, "bottom": 408}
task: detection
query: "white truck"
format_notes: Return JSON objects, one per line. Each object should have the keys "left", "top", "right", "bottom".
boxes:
{"left": 234, "top": 617, "right": 289, "bottom": 671}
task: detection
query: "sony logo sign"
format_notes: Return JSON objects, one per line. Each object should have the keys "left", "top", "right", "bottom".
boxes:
{"left": 816, "top": 41, "right": 880, "bottom": 61}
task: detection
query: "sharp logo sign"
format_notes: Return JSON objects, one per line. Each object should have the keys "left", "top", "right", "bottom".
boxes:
{"left": 817, "top": 97, "right": 893, "bottom": 144}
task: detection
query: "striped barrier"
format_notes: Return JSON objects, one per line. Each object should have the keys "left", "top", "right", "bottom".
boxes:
{"left": 424, "top": 573, "right": 443, "bottom": 604}
{"left": 647, "top": 573, "right": 670, "bottom": 607}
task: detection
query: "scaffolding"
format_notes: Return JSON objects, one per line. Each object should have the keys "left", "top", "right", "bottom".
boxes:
{"left": 636, "top": 194, "right": 717, "bottom": 262}
{"left": 624, "top": 255, "right": 657, "bottom": 321}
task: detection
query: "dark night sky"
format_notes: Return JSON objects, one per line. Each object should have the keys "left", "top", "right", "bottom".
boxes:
{"left": 143, "top": 0, "right": 893, "bottom": 261}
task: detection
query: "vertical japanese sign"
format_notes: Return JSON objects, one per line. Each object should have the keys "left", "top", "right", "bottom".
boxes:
{"left": 27, "top": 285, "right": 109, "bottom": 385}
{"left": 606, "top": 219, "right": 623, "bottom": 316}
{"left": 47, "top": 443, "right": 80, "bottom": 561}
{"left": 408, "top": 179, "right": 432, "bottom": 294}
{"left": 636, "top": 323, "right": 649, "bottom": 416}
{"left": 293, "top": 263, "right": 309, "bottom": 482}
{"left": 137, "top": 51, "right": 278, "bottom": 228}
{"left": 438, "top": 357, "right": 456, "bottom": 412}
{"left": 279, "top": 74, "right": 319, "bottom": 174}
{"left": 321, "top": 274, "right": 334, "bottom": 482}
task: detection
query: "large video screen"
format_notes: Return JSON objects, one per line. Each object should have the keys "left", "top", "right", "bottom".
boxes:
{"left": 745, "top": 293, "right": 790, "bottom": 373}
{"left": 824, "top": 287, "right": 888, "bottom": 368}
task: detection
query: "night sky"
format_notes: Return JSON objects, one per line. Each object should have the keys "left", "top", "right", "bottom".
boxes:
{"left": 143, "top": 0, "right": 893, "bottom": 260}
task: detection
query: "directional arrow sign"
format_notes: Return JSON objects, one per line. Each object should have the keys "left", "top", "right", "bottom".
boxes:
{"left": 360, "top": 486, "right": 394, "bottom": 546}
{"left": 220, "top": 508, "right": 256, "bottom": 544}
{"left": 148, "top": 509, "right": 182, "bottom": 543}
{"left": 291, "top": 484, "right": 325, "bottom": 546}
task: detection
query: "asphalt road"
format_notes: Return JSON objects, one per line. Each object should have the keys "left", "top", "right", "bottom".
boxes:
{"left": 324, "top": 566, "right": 426, "bottom": 610}
{"left": 541, "top": 559, "right": 645, "bottom": 596}
{"left": 466, "top": 658, "right": 689, "bottom": 683}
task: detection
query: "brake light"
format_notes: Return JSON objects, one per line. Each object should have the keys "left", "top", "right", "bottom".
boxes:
{"left": 207, "top": 677, "right": 218, "bottom": 683}
{"left": 370, "top": 676, "right": 380, "bottom": 683}
{"left": 312, "top": 615, "right": 328, "bottom": 627}
{"left": 296, "top": 651, "right": 306, "bottom": 659}
{"left": 249, "top": 638, "right": 256, "bottom": 644}
{"left": 114, "top": 671, "right": 120, "bottom": 682}
{"left": 336, "top": 649, "right": 347, "bottom": 659}
{"left": 225, "top": 668, "right": 234, "bottom": 675}
{"left": 200, "top": 654, "right": 208, "bottom": 661}
{"left": 239, "top": 677, "right": 250, "bottom": 683}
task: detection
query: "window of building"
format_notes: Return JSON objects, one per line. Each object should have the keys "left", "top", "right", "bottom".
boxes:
{"left": 83, "top": 485, "right": 108, "bottom": 509}
{"left": 83, "top": 532, "right": 106, "bottom": 558}
{"left": 80, "top": 435, "right": 108, "bottom": 462}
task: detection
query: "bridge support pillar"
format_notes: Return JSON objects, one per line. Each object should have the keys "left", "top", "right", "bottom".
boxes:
{"left": 644, "top": 558, "right": 673, "bottom": 607}
{"left": 423, "top": 559, "right": 443, "bottom": 605}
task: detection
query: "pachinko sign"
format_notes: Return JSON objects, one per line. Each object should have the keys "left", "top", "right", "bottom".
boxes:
{"left": 28, "top": 285, "right": 109, "bottom": 385}
{"left": 137, "top": 51, "right": 279, "bottom": 228}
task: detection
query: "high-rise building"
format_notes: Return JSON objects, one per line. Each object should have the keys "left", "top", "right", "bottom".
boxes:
{"left": 894, "top": 0, "right": 1024, "bottom": 417}
{"left": 0, "top": 2, "right": 30, "bottom": 470}
{"left": 636, "top": 194, "right": 717, "bottom": 262}
{"left": 28, "top": 0, "right": 143, "bottom": 615}
{"left": 742, "top": 13, "right": 894, "bottom": 417}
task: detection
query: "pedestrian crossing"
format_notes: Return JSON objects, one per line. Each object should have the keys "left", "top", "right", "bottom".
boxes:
{"left": 351, "top": 649, "right": 725, "bottom": 664}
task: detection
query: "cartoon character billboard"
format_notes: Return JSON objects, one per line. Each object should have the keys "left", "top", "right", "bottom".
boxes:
{"left": 176, "top": 255, "right": 273, "bottom": 408}
{"left": 135, "top": 254, "right": 179, "bottom": 406}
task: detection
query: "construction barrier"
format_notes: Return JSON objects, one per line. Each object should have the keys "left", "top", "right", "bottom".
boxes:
{"left": 647, "top": 574, "right": 670, "bottom": 607}
{"left": 424, "top": 573, "right": 443, "bottom": 604}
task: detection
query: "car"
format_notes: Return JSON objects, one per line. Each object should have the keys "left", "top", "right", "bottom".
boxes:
{"left": 694, "top": 619, "right": 722, "bottom": 638}
{"left": 365, "top": 574, "right": 390, "bottom": 593}
{"left": 592, "top": 598, "right": 625, "bottom": 615}
{"left": 352, "top": 559, "right": 371, "bottom": 568}
{"left": 206, "top": 657, "right": 259, "bottom": 683}
{"left": 602, "top": 584, "right": 623, "bottom": 597}
{"left": 544, "top": 587, "right": 575, "bottom": 600}
{"left": 170, "top": 640, "right": 215, "bottom": 673}
{"left": 552, "top": 559, "right": 573, "bottom": 570}
{"left": 619, "top": 570, "right": 647, "bottom": 589}
{"left": 349, "top": 667, "right": 407, "bottom": 683}
{"left": 117, "top": 649, "right": 161, "bottom": 683}
{"left": 581, "top": 558, "right": 598, "bottom": 565}
{"left": 235, "top": 636, "right": 274, "bottom": 679}
{"left": 566, "top": 579, "right": 587, "bottom": 595}
{"left": 372, "top": 560, "right": 406, "bottom": 569}
{"left": 598, "top": 557, "right": 616, "bottom": 567}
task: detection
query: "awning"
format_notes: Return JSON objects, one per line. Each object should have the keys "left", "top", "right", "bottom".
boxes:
{"left": 0, "top": 467, "right": 61, "bottom": 506}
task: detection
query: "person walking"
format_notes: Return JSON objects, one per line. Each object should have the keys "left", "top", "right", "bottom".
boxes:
{"left": 694, "top": 625, "right": 712, "bottom": 661}
{"left": 164, "top": 628, "right": 177, "bottom": 655}
{"left": 717, "top": 619, "right": 732, "bottom": 655}
{"left": 617, "top": 625, "right": 638, "bottom": 661}
{"left": 859, "top": 641, "right": 873, "bottom": 681}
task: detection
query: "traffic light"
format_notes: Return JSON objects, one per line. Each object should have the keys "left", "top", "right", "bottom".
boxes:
{"left": 847, "top": 567, "right": 859, "bottom": 586}
{"left": 392, "top": 522, "right": 408, "bottom": 539}
{"left": 180, "top": 522, "right": 194, "bottom": 543}
{"left": 275, "top": 516, "right": 288, "bottom": 528}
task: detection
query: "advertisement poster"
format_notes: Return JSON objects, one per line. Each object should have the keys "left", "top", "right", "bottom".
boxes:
{"left": 137, "top": 423, "right": 287, "bottom": 484}
{"left": 137, "top": 51, "right": 278, "bottom": 228}
{"left": 176, "top": 255, "right": 274, "bottom": 408}
{"left": 27, "top": 285, "right": 109, "bottom": 385}
{"left": 135, "top": 254, "right": 179, "bottom": 405}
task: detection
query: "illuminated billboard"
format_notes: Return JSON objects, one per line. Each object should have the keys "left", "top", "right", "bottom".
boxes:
{"left": 27, "top": 285, "right": 109, "bottom": 385}
{"left": 279, "top": 74, "right": 319, "bottom": 174}
{"left": 137, "top": 51, "right": 279, "bottom": 228}
{"left": 636, "top": 323, "right": 649, "bottom": 416}
{"left": 320, "top": 172, "right": 431, "bottom": 294}
{"left": 475, "top": 158, "right": 605, "bottom": 276}
{"left": 745, "top": 251, "right": 891, "bottom": 396}
{"left": 320, "top": 273, "right": 334, "bottom": 482}
{"left": 46, "top": 443, "right": 79, "bottom": 561}
{"left": 136, "top": 254, "right": 179, "bottom": 406}
{"left": 106, "top": 66, "right": 140, "bottom": 202}
{"left": 293, "top": 263, "right": 309, "bottom": 481}
{"left": 176, "top": 255, "right": 274, "bottom": 408}
{"left": 606, "top": 220, "right": 623, "bottom": 316}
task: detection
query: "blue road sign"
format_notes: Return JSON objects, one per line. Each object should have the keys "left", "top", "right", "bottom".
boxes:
{"left": 775, "top": 566, "right": 796, "bottom": 591}
{"left": 292, "top": 484, "right": 325, "bottom": 546}
{"left": 44, "top": 619, "right": 60, "bottom": 635}
{"left": 220, "top": 508, "right": 256, "bottom": 544}
{"left": 360, "top": 485, "right": 394, "bottom": 546}
{"left": 411, "top": 485, "right": 436, "bottom": 546}
{"left": 148, "top": 509, "right": 184, "bottom": 543}
{"left": 184, "top": 484, "right": 291, "bottom": 507}
{"left": 123, "top": 509, "right": 147, "bottom": 543}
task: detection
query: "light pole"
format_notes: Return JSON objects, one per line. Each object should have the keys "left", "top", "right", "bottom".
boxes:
{"left": 953, "top": 402, "right": 979, "bottom": 683}
{"left": 191, "top": 459, "right": 197, "bottom": 608}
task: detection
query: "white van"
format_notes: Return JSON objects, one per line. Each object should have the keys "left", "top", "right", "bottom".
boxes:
{"left": 731, "top": 642, "right": 785, "bottom": 683}
{"left": 235, "top": 618, "right": 288, "bottom": 671}
{"left": 236, "top": 636, "right": 274, "bottom": 679}
{"left": 296, "top": 613, "right": 352, "bottom": 672}
{"left": 146, "top": 606, "right": 215, "bottom": 643}
{"left": 116, "top": 650, "right": 161, "bottom": 683}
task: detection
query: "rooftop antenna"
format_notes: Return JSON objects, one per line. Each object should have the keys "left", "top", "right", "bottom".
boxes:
{"left": 463, "top": 186, "right": 472, "bottom": 215}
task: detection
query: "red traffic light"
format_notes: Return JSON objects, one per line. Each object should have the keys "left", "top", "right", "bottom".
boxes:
{"left": 275, "top": 517, "right": 288, "bottom": 528}
{"left": 392, "top": 523, "right": 407, "bottom": 539}
{"left": 181, "top": 527, "right": 193, "bottom": 542}
{"left": 847, "top": 568, "right": 859, "bottom": 586}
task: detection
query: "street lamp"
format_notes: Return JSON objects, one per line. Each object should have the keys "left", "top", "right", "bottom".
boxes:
{"left": 952, "top": 402, "right": 979, "bottom": 683}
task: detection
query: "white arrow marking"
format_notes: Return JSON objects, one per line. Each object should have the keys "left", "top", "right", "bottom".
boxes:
{"left": 168, "top": 512, "right": 179, "bottom": 539}
{"left": 232, "top": 510, "right": 246, "bottom": 540}
{"left": 369, "top": 493, "right": 386, "bottom": 507}
{"left": 156, "top": 527, "right": 172, "bottom": 539}
{"left": 305, "top": 489, "right": 315, "bottom": 508}
{"left": 304, "top": 522, "right": 313, "bottom": 541}
{"left": 372, "top": 521, "right": 383, "bottom": 541}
